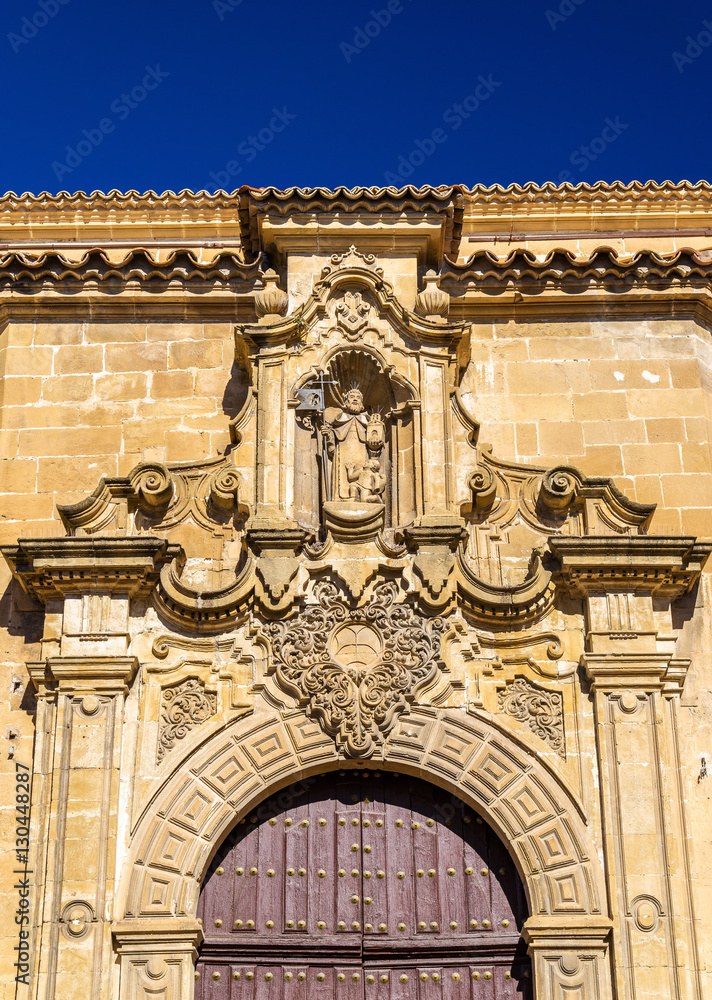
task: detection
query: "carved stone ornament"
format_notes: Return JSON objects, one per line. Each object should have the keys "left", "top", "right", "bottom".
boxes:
{"left": 264, "top": 581, "right": 446, "bottom": 757}
{"left": 415, "top": 269, "right": 450, "bottom": 322}
{"left": 497, "top": 676, "right": 565, "bottom": 758}
{"left": 255, "top": 268, "right": 289, "bottom": 323}
{"left": 157, "top": 678, "right": 217, "bottom": 762}
{"left": 335, "top": 290, "right": 372, "bottom": 340}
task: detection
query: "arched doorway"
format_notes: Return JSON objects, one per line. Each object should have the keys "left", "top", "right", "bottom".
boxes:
{"left": 196, "top": 770, "right": 532, "bottom": 997}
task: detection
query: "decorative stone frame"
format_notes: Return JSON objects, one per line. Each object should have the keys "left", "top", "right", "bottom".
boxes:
{"left": 114, "top": 706, "right": 613, "bottom": 999}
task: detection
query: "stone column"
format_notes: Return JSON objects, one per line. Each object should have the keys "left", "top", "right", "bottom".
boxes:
{"left": 523, "top": 917, "right": 613, "bottom": 1000}
{"left": 550, "top": 536, "right": 711, "bottom": 1000}
{"left": 113, "top": 919, "right": 203, "bottom": 1000}
{"left": 2, "top": 537, "right": 180, "bottom": 1000}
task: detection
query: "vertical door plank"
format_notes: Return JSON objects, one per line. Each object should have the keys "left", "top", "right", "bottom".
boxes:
{"left": 229, "top": 965, "right": 253, "bottom": 1000}
{"left": 233, "top": 820, "right": 259, "bottom": 932}
{"left": 202, "top": 964, "right": 230, "bottom": 999}
{"left": 409, "top": 780, "right": 440, "bottom": 935}
{"left": 284, "top": 793, "right": 310, "bottom": 933}
{"left": 253, "top": 965, "right": 280, "bottom": 1000}
{"left": 388, "top": 966, "right": 413, "bottom": 1000}
{"left": 432, "top": 794, "right": 467, "bottom": 937}
{"left": 201, "top": 846, "right": 235, "bottom": 935}
{"left": 283, "top": 965, "right": 307, "bottom": 1000}
{"left": 362, "top": 773, "right": 387, "bottom": 937}
{"left": 486, "top": 827, "right": 523, "bottom": 933}
{"left": 443, "top": 965, "right": 469, "bottom": 1000}
{"left": 335, "top": 776, "right": 363, "bottom": 937}
{"left": 469, "top": 965, "right": 496, "bottom": 999}
{"left": 308, "top": 778, "right": 336, "bottom": 935}
{"left": 384, "top": 774, "right": 416, "bottom": 940}
{"left": 463, "top": 815, "right": 491, "bottom": 933}
{"left": 416, "top": 966, "right": 442, "bottom": 1000}
{"left": 256, "top": 805, "right": 286, "bottom": 938}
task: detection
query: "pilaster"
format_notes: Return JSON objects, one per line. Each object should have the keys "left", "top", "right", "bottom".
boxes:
{"left": 551, "top": 535, "right": 711, "bottom": 1000}
{"left": 2, "top": 537, "right": 181, "bottom": 1000}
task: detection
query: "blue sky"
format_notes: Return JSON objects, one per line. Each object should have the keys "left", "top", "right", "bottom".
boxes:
{"left": 1, "top": 0, "right": 711, "bottom": 194}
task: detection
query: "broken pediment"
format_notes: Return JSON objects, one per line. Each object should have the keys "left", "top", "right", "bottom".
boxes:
{"left": 25, "top": 243, "right": 672, "bottom": 637}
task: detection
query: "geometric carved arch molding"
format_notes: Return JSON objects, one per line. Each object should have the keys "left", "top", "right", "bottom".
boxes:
{"left": 118, "top": 705, "right": 607, "bottom": 926}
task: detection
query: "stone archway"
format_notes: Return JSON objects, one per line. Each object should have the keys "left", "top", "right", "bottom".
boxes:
{"left": 113, "top": 706, "right": 613, "bottom": 999}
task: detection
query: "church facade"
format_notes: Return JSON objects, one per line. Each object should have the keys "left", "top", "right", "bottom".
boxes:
{"left": 0, "top": 182, "right": 711, "bottom": 1000}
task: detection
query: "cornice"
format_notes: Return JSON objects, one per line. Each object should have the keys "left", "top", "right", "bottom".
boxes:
{"left": 239, "top": 185, "right": 465, "bottom": 263}
{"left": 549, "top": 536, "right": 712, "bottom": 599}
{"left": 463, "top": 179, "right": 712, "bottom": 210}
{"left": 2, "top": 536, "right": 183, "bottom": 602}
{"left": 1, "top": 179, "right": 708, "bottom": 216}
{"left": 0, "top": 247, "right": 261, "bottom": 287}
{"left": 441, "top": 246, "right": 712, "bottom": 290}
{"left": 29, "top": 656, "right": 138, "bottom": 696}
{"left": 0, "top": 188, "right": 240, "bottom": 214}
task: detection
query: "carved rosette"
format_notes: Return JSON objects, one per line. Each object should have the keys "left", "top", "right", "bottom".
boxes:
{"left": 264, "top": 581, "right": 446, "bottom": 757}
{"left": 157, "top": 678, "right": 217, "bottom": 762}
{"left": 497, "top": 676, "right": 565, "bottom": 757}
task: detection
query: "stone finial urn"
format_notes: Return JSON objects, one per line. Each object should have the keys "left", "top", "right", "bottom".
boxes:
{"left": 415, "top": 270, "right": 449, "bottom": 323}
{"left": 255, "top": 269, "right": 289, "bottom": 323}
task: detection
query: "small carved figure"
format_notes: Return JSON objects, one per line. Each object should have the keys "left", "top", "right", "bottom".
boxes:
{"left": 323, "top": 387, "right": 388, "bottom": 502}
{"left": 346, "top": 457, "right": 386, "bottom": 503}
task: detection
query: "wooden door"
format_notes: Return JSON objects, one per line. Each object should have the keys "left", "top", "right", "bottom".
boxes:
{"left": 196, "top": 771, "right": 532, "bottom": 998}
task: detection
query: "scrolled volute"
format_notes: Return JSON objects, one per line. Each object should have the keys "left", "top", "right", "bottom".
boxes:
{"left": 129, "top": 462, "right": 173, "bottom": 510}
{"left": 208, "top": 466, "right": 241, "bottom": 511}
{"left": 469, "top": 465, "right": 497, "bottom": 509}
{"left": 539, "top": 465, "right": 582, "bottom": 512}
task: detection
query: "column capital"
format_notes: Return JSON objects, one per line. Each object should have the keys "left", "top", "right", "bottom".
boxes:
{"left": 28, "top": 655, "right": 138, "bottom": 697}
{"left": 582, "top": 652, "right": 691, "bottom": 696}
{"left": 523, "top": 916, "right": 614, "bottom": 1000}
{"left": 523, "top": 914, "right": 613, "bottom": 948}
{"left": 112, "top": 917, "right": 204, "bottom": 951}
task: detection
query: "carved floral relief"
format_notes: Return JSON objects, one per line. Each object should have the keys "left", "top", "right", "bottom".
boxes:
{"left": 497, "top": 676, "right": 565, "bottom": 758}
{"left": 264, "top": 581, "right": 446, "bottom": 757}
{"left": 157, "top": 678, "right": 217, "bottom": 762}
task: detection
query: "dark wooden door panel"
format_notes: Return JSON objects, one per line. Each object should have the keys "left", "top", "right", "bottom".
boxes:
{"left": 196, "top": 771, "right": 531, "bottom": 996}
{"left": 335, "top": 776, "right": 363, "bottom": 937}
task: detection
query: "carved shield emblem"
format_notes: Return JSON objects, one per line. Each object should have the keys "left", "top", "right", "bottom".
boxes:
{"left": 335, "top": 290, "right": 371, "bottom": 340}
{"left": 264, "top": 581, "right": 446, "bottom": 757}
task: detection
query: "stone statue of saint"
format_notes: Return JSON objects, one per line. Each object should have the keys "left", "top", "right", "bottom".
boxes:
{"left": 322, "top": 387, "right": 386, "bottom": 503}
